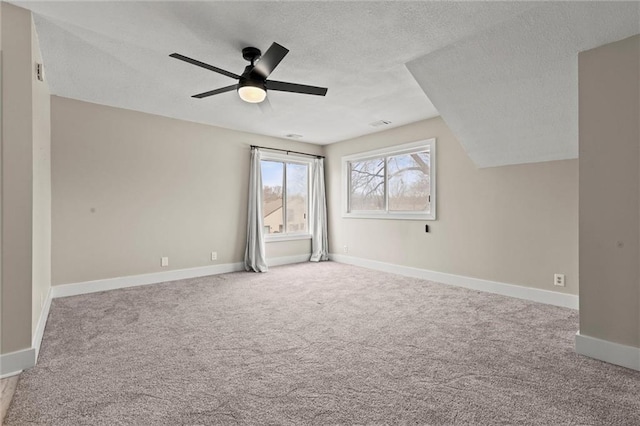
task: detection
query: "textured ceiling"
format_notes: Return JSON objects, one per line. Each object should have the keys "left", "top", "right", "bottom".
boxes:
{"left": 407, "top": 1, "right": 640, "bottom": 168}
{"left": 12, "top": 1, "right": 640, "bottom": 167}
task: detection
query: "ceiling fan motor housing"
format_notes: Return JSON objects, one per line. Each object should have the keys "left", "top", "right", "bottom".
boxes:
{"left": 238, "top": 76, "right": 266, "bottom": 91}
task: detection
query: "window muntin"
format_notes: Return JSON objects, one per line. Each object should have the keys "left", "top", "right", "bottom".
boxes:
{"left": 342, "top": 140, "right": 436, "bottom": 220}
{"left": 260, "top": 153, "right": 312, "bottom": 239}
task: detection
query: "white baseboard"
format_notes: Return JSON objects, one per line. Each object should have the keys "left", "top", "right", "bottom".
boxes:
{"left": 51, "top": 262, "right": 245, "bottom": 298}
{"left": 575, "top": 332, "right": 640, "bottom": 371}
{"left": 51, "top": 255, "right": 312, "bottom": 299}
{"left": 33, "top": 286, "right": 53, "bottom": 361}
{"left": 329, "top": 254, "right": 578, "bottom": 309}
{"left": 0, "top": 287, "right": 52, "bottom": 377}
{"left": 0, "top": 348, "right": 35, "bottom": 378}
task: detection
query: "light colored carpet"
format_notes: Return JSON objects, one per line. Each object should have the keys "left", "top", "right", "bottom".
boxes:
{"left": 1, "top": 376, "right": 19, "bottom": 425}
{"left": 6, "top": 261, "right": 640, "bottom": 425}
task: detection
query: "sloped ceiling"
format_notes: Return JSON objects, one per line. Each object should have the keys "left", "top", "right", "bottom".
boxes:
{"left": 407, "top": 1, "right": 640, "bottom": 167}
{"left": 13, "top": 1, "right": 640, "bottom": 167}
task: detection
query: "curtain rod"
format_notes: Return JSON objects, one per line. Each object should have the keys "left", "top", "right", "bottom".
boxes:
{"left": 250, "top": 145, "right": 324, "bottom": 159}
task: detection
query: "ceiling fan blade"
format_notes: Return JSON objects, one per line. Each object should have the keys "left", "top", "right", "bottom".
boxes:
{"left": 192, "top": 84, "right": 238, "bottom": 99}
{"left": 170, "top": 53, "right": 241, "bottom": 80}
{"left": 266, "top": 80, "right": 328, "bottom": 96}
{"left": 253, "top": 43, "right": 289, "bottom": 78}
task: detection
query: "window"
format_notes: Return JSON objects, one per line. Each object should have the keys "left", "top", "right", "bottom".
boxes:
{"left": 261, "top": 152, "right": 312, "bottom": 241}
{"left": 342, "top": 139, "right": 436, "bottom": 220}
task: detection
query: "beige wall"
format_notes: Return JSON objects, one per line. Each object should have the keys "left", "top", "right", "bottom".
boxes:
{"left": 0, "top": 0, "right": 3, "bottom": 355}
{"left": 31, "top": 16, "right": 51, "bottom": 337}
{"left": 1, "top": 3, "right": 51, "bottom": 354}
{"left": 579, "top": 35, "right": 640, "bottom": 348}
{"left": 325, "top": 117, "right": 579, "bottom": 294}
{"left": 51, "top": 97, "right": 322, "bottom": 285}
{"left": 2, "top": 2, "right": 33, "bottom": 354}
{"left": 266, "top": 239, "right": 311, "bottom": 259}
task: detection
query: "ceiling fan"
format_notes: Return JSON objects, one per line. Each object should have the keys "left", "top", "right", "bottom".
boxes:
{"left": 170, "top": 42, "right": 328, "bottom": 104}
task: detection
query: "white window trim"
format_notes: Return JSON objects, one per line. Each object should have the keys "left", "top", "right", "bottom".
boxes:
{"left": 260, "top": 151, "right": 314, "bottom": 242}
{"left": 265, "top": 233, "right": 312, "bottom": 243}
{"left": 341, "top": 139, "right": 436, "bottom": 221}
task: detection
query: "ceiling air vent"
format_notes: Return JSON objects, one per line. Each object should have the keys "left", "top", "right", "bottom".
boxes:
{"left": 369, "top": 120, "right": 392, "bottom": 127}
{"left": 285, "top": 134, "right": 303, "bottom": 139}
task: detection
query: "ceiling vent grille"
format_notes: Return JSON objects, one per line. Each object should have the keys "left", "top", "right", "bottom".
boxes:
{"left": 285, "top": 134, "right": 303, "bottom": 139}
{"left": 369, "top": 120, "right": 392, "bottom": 127}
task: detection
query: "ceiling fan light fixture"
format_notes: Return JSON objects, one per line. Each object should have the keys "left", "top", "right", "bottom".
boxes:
{"left": 238, "top": 80, "right": 266, "bottom": 103}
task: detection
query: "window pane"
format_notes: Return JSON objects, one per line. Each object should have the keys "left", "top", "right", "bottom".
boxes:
{"left": 349, "top": 158, "right": 385, "bottom": 211}
{"left": 286, "top": 163, "right": 308, "bottom": 233}
{"left": 387, "top": 151, "right": 430, "bottom": 212}
{"left": 261, "top": 161, "right": 284, "bottom": 234}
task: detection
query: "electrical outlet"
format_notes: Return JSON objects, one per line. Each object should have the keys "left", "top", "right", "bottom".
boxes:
{"left": 554, "top": 274, "right": 565, "bottom": 287}
{"left": 161, "top": 257, "right": 169, "bottom": 267}
{"left": 211, "top": 251, "right": 218, "bottom": 261}
{"left": 343, "top": 245, "right": 349, "bottom": 254}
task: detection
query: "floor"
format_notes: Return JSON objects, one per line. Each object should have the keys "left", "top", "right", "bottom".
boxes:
{"left": 5, "top": 262, "right": 640, "bottom": 424}
{"left": 0, "top": 376, "right": 19, "bottom": 425}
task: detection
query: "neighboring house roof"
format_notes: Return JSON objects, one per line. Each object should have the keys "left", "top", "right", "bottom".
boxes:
{"left": 264, "top": 200, "right": 282, "bottom": 218}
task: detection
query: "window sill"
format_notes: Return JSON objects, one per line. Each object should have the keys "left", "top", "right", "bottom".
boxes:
{"left": 342, "top": 212, "right": 435, "bottom": 221}
{"left": 265, "top": 233, "right": 312, "bottom": 243}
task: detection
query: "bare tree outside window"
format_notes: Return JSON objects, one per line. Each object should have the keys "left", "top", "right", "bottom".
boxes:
{"left": 343, "top": 140, "right": 435, "bottom": 220}
{"left": 349, "top": 158, "right": 385, "bottom": 210}
{"left": 388, "top": 152, "right": 430, "bottom": 212}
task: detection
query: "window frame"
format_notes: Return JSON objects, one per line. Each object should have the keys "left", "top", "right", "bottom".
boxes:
{"left": 342, "top": 139, "right": 436, "bottom": 220}
{"left": 260, "top": 151, "right": 313, "bottom": 242}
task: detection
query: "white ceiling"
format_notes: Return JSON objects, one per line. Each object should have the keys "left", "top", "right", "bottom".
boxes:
{"left": 407, "top": 1, "right": 640, "bottom": 168}
{"left": 13, "top": 1, "right": 640, "bottom": 167}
